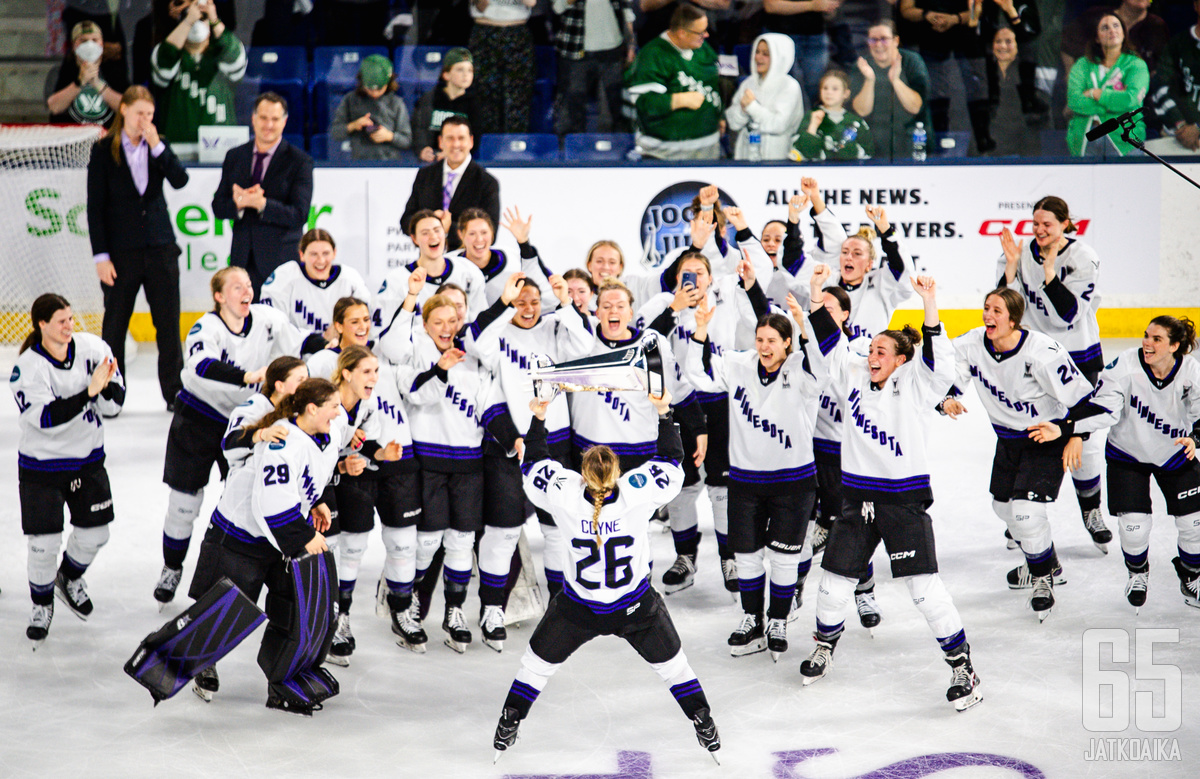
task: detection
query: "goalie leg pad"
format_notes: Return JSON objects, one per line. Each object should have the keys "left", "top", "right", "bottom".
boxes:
{"left": 258, "top": 551, "right": 339, "bottom": 693}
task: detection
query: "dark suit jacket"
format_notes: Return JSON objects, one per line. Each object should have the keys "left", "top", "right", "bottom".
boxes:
{"left": 212, "top": 138, "right": 314, "bottom": 277}
{"left": 87, "top": 137, "right": 188, "bottom": 256}
{"left": 400, "top": 159, "right": 500, "bottom": 251}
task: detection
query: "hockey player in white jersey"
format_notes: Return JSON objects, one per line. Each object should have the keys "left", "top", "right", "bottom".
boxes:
{"left": 943, "top": 288, "right": 1104, "bottom": 621}
{"left": 373, "top": 210, "right": 487, "bottom": 336}
{"left": 220, "top": 356, "right": 309, "bottom": 471}
{"left": 259, "top": 228, "right": 372, "bottom": 342}
{"left": 11, "top": 294, "right": 124, "bottom": 645}
{"left": 997, "top": 195, "right": 1111, "bottom": 551}
{"left": 156, "top": 267, "right": 321, "bottom": 608}
{"left": 448, "top": 207, "right": 557, "bottom": 310}
{"left": 493, "top": 390, "right": 720, "bottom": 762}
{"left": 305, "top": 296, "right": 372, "bottom": 382}
{"left": 799, "top": 275, "right": 983, "bottom": 713}
{"left": 1070, "top": 315, "right": 1200, "bottom": 610}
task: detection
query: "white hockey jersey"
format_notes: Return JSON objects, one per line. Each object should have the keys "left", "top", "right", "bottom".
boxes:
{"left": 952, "top": 327, "right": 1093, "bottom": 439}
{"left": 400, "top": 330, "right": 493, "bottom": 472}
{"left": 259, "top": 261, "right": 372, "bottom": 337}
{"left": 447, "top": 246, "right": 557, "bottom": 310}
{"left": 305, "top": 346, "right": 342, "bottom": 383}
{"left": 373, "top": 363, "right": 416, "bottom": 466}
{"left": 814, "top": 335, "right": 869, "bottom": 455}
{"left": 220, "top": 392, "right": 275, "bottom": 469}
{"left": 826, "top": 219, "right": 916, "bottom": 343}
{"left": 1080, "top": 348, "right": 1200, "bottom": 470}
{"left": 11, "top": 334, "right": 125, "bottom": 472}
{"left": 373, "top": 258, "right": 488, "bottom": 336}
{"left": 179, "top": 306, "right": 307, "bottom": 422}
{"left": 997, "top": 238, "right": 1102, "bottom": 369}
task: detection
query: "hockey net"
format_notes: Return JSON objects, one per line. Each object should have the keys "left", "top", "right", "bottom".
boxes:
{"left": 0, "top": 124, "right": 104, "bottom": 344}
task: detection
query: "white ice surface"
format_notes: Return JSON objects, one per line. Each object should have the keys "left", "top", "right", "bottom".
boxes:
{"left": 0, "top": 341, "right": 1197, "bottom": 779}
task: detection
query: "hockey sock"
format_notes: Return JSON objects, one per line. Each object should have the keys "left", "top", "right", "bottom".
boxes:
{"left": 813, "top": 571, "right": 856, "bottom": 642}
{"left": 478, "top": 525, "right": 522, "bottom": 607}
{"left": 442, "top": 529, "right": 475, "bottom": 608}
{"left": 27, "top": 533, "right": 61, "bottom": 605}
{"left": 62, "top": 525, "right": 110, "bottom": 577}
{"left": 1116, "top": 513, "right": 1152, "bottom": 571}
{"left": 709, "top": 485, "right": 729, "bottom": 547}
{"left": 766, "top": 548, "right": 800, "bottom": 620}
{"left": 734, "top": 551, "right": 766, "bottom": 615}
{"left": 505, "top": 647, "right": 560, "bottom": 719}
{"left": 541, "top": 522, "right": 564, "bottom": 597}
{"left": 163, "top": 488, "right": 203, "bottom": 568}
{"left": 1175, "top": 513, "right": 1200, "bottom": 567}
{"left": 856, "top": 562, "right": 875, "bottom": 593}
{"left": 906, "top": 573, "right": 965, "bottom": 650}
{"left": 415, "top": 531, "right": 443, "bottom": 583}
{"left": 652, "top": 651, "right": 709, "bottom": 720}
{"left": 1073, "top": 475, "right": 1102, "bottom": 513}
{"left": 1025, "top": 544, "right": 1058, "bottom": 578}
{"left": 337, "top": 531, "right": 370, "bottom": 609}
{"left": 381, "top": 526, "right": 416, "bottom": 597}
{"left": 668, "top": 483, "right": 702, "bottom": 555}
{"left": 1011, "top": 499, "right": 1053, "bottom": 559}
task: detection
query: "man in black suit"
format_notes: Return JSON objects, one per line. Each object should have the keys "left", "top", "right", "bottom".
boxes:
{"left": 399, "top": 116, "right": 499, "bottom": 251}
{"left": 212, "top": 92, "right": 314, "bottom": 295}
{"left": 88, "top": 86, "right": 189, "bottom": 408}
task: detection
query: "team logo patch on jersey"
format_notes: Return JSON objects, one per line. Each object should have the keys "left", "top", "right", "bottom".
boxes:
{"left": 264, "top": 272, "right": 276, "bottom": 284}
{"left": 1106, "top": 356, "right": 1120, "bottom": 370}
{"left": 188, "top": 323, "right": 202, "bottom": 335}
{"left": 9, "top": 366, "right": 18, "bottom": 382}
{"left": 268, "top": 442, "right": 285, "bottom": 450}
{"left": 629, "top": 474, "right": 648, "bottom": 488}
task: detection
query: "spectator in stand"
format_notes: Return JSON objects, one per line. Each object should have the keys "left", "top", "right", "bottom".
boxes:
{"left": 553, "top": 0, "right": 637, "bottom": 135}
{"left": 47, "top": 21, "right": 127, "bottom": 127}
{"left": 470, "top": 0, "right": 536, "bottom": 134}
{"left": 793, "top": 68, "right": 875, "bottom": 159}
{"left": 626, "top": 3, "right": 723, "bottom": 160}
{"left": 983, "top": 26, "right": 1045, "bottom": 156}
{"left": 763, "top": 0, "right": 839, "bottom": 103}
{"left": 726, "top": 33, "right": 807, "bottom": 160}
{"left": 1148, "top": 0, "right": 1200, "bottom": 155}
{"left": 1062, "top": 0, "right": 1169, "bottom": 76}
{"left": 87, "top": 86, "right": 189, "bottom": 409}
{"left": 133, "top": 0, "right": 238, "bottom": 87}
{"left": 61, "top": 0, "right": 127, "bottom": 75}
{"left": 212, "top": 93, "right": 315, "bottom": 295}
{"left": 150, "top": 0, "right": 246, "bottom": 161}
{"left": 400, "top": 117, "right": 501, "bottom": 253}
{"left": 413, "top": 48, "right": 480, "bottom": 163}
{"left": 1066, "top": 11, "right": 1149, "bottom": 156}
{"left": 898, "top": 0, "right": 992, "bottom": 152}
{"left": 849, "top": 19, "right": 931, "bottom": 160}
{"left": 976, "top": 0, "right": 1045, "bottom": 112}
{"left": 330, "top": 54, "right": 414, "bottom": 161}
{"left": 828, "top": 0, "right": 891, "bottom": 67}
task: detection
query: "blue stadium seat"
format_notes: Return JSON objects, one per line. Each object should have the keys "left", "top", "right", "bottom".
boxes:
{"left": 478, "top": 134, "right": 561, "bottom": 163}
{"left": 529, "top": 81, "right": 556, "bottom": 134}
{"left": 309, "top": 133, "right": 328, "bottom": 160}
{"left": 395, "top": 46, "right": 451, "bottom": 85}
{"left": 564, "top": 133, "right": 636, "bottom": 162}
{"left": 934, "top": 131, "right": 970, "bottom": 158}
{"left": 1040, "top": 129, "right": 1070, "bottom": 157}
{"left": 244, "top": 46, "right": 309, "bottom": 135}
{"left": 734, "top": 44, "right": 752, "bottom": 77}
{"left": 534, "top": 46, "right": 557, "bottom": 85}
{"left": 312, "top": 46, "right": 388, "bottom": 132}
{"left": 284, "top": 133, "right": 306, "bottom": 152}
{"left": 310, "top": 133, "right": 354, "bottom": 162}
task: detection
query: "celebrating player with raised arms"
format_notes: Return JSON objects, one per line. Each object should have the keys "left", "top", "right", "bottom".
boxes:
{"left": 259, "top": 229, "right": 372, "bottom": 342}
{"left": 11, "top": 294, "right": 124, "bottom": 645}
{"left": 493, "top": 390, "right": 720, "bottom": 762}
{"left": 450, "top": 206, "right": 556, "bottom": 310}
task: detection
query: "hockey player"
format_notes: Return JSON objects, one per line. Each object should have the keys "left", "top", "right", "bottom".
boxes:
{"left": 305, "top": 296, "right": 372, "bottom": 382}
{"left": 822, "top": 202, "right": 916, "bottom": 343}
{"left": 155, "top": 266, "right": 320, "bottom": 608}
{"left": 683, "top": 276, "right": 833, "bottom": 661}
{"left": 493, "top": 390, "right": 720, "bottom": 761}
{"left": 562, "top": 268, "right": 595, "bottom": 314}
{"left": 998, "top": 195, "right": 1112, "bottom": 551}
{"left": 942, "top": 289, "right": 1103, "bottom": 621}
{"left": 449, "top": 206, "right": 556, "bottom": 310}
{"left": 1069, "top": 315, "right": 1200, "bottom": 610}
{"left": 259, "top": 228, "right": 372, "bottom": 342}
{"left": 799, "top": 275, "right": 983, "bottom": 714}
{"left": 11, "top": 294, "right": 124, "bottom": 645}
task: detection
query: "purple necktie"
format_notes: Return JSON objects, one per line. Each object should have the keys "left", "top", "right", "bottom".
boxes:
{"left": 251, "top": 151, "right": 267, "bottom": 186}
{"left": 443, "top": 170, "right": 457, "bottom": 211}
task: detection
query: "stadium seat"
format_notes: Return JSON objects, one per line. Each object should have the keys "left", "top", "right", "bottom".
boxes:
{"left": 734, "top": 44, "right": 752, "bottom": 77}
{"left": 312, "top": 46, "right": 388, "bottom": 133}
{"left": 284, "top": 133, "right": 306, "bottom": 152}
{"left": 478, "top": 134, "right": 561, "bottom": 163}
{"left": 395, "top": 46, "right": 452, "bottom": 85}
{"left": 1040, "top": 129, "right": 1070, "bottom": 157}
{"left": 529, "top": 80, "right": 556, "bottom": 134}
{"left": 934, "top": 131, "right": 970, "bottom": 158}
{"left": 564, "top": 133, "right": 636, "bottom": 162}
{"left": 310, "top": 133, "right": 328, "bottom": 160}
{"left": 244, "top": 46, "right": 309, "bottom": 135}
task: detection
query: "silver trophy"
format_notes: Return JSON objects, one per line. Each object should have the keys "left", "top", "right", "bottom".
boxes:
{"left": 529, "top": 334, "right": 665, "bottom": 402}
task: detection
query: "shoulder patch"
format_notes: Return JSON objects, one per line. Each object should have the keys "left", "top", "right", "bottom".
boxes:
{"left": 268, "top": 441, "right": 285, "bottom": 450}
{"left": 264, "top": 272, "right": 276, "bottom": 284}
{"left": 188, "top": 322, "right": 202, "bottom": 335}
{"left": 628, "top": 473, "right": 647, "bottom": 488}
{"left": 1105, "top": 356, "right": 1120, "bottom": 370}
{"left": 379, "top": 280, "right": 387, "bottom": 292}
{"left": 9, "top": 365, "right": 19, "bottom": 382}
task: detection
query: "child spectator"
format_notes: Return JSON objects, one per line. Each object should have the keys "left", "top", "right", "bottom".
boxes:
{"left": 793, "top": 68, "right": 874, "bottom": 160}
{"left": 413, "top": 47, "right": 480, "bottom": 162}
{"left": 330, "top": 54, "right": 414, "bottom": 161}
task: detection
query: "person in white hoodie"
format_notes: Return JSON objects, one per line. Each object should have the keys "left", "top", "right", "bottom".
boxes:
{"left": 726, "top": 34, "right": 806, "bottom": 161}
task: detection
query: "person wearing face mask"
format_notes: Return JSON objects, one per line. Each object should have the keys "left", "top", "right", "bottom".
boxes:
{"left": 725, "top": 33, "right": 806, "bottom": 161}
{"left": 48, "top": 21, "right": 127, "bottom": 127}
{"left": 329, "top": 55, "right": 413, "bottom": 161}
{"left": 150, "top": 0, "right": 247, "bottom": 160}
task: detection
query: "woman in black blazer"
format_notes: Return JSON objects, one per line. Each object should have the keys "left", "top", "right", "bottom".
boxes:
{"left": 87, "top": 85, "right": 189, "bottom": 409}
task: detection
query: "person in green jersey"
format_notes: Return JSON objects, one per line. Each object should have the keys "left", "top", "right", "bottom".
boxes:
{"left": 793, "top": 69, "right": 874, "bottom": 160}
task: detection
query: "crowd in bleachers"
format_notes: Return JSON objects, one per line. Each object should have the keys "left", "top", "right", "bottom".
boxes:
{"left": 46, "top": 0, "right": 1200, "bottom": 162}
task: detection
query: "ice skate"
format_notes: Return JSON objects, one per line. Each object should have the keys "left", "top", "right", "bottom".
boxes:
{"left": 661, "top": 553, "right": 696, "bottom": 594}
{"left": 944, "top": 647, "right": 983, "bottom": 712}
{"left": 325, "top": 613, "right": 354, "bottom": 667}
{"left": 1124, "top": 569, "right": 1149, "bottom": 612}
{"left": 266, "top": 695, "right": 319, "bottom": 717}
{"left": 55, "top": 571, "right": 93, "bottom": 620}
{"left": 809, "top": 522, "right": 830, "bottom": 555}
{"left": 720, "top": 558, "right": 738, "bottom": 595}
{"left": 1004, "top": 529, "right": 1020, "bottom": 550}
{"left": 1006, "top": 562, "right": 1066, "bottom": 589}
{"left": 27, "top": 603, "right": 53, "bottom": 649}
{"left": 493, "top": 706, "right": 521, "bottom": 761}
{"left": 153, "top": 565, "right": 182, "bottom": 610}
{"left": 692, "top": 707, "right": 721, "bottom": 764}
{"left": 855, "top": 588, "right": 881, "bottom": 634}
{"left": 193, "top": 666, "right": 219, "bottom": 702}
{"left": 727, "top": 613, "right": 766, "bottom": 657}
{"left": 392, "top": 596, "right": 427, "bottom": 653}
{"left": 766, "top": 617, "right": 787, "bottom": 662}
{"left": 442, "top": 605, "right": 472, "bottom": 653}
{"left": 1030, "top": 574, "right": 1054, "bottom": 621}
{"left": 1172, "top": 557, "right": 1200, "bottom": 608}
{"left": 480, "top": 605, "right": 507, "bottom": 653}
{"left": 799, "top": 638, "right": 835, "bottom": 685}
{"left": 374, "top": 573, "right": 389, "bottom": 618}
{"left": 1082, "top": 508, "right": 1112, "bottom": 553}
{"left": 788, "top": 577, "right": 806, "bottom": 623}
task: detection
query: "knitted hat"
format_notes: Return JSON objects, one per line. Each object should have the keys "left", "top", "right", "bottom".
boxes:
{"left": 442, "top": 47, "right": 473, "bottom": 73}
{"left": 359, "top": 54, "right": 393, "bottom": 89}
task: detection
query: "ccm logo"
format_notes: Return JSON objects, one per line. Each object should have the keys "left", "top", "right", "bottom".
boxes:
{"left": 978, "top": 219, "right": 1091, "bottom": 237}
{"left": 890, "top": 550, "right": 916, "bottom": 561}
{"left": 1179, "top": 487, "right": 1200, "bottom": 500}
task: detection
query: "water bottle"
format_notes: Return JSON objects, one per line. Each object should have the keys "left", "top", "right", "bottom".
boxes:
{"left": 912, "top": 122, "right": 927, "bottom": 162}
{"left": 747, "top": 122, "right": 762, "bottom": 162}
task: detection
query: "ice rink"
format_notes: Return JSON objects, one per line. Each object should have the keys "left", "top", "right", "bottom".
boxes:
{"left": 1, "top": 341, "right": 1197, "bottom": 778}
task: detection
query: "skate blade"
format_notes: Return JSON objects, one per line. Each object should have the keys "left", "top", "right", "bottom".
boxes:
{"left": 953, "top": 689, "right": 984, "bottom": 712}
{"left": 800, "top": 672, "right": 827, "bottom": 687}
{"left": 1006, "top": 540, "right": 1020, "bottom": 550}
{"left": 1035, "top": 608, "right": 1052, "bottom": 623}
{"left": 769, "top": 650, "right": 784, "bottom": 663}
{"left": 483, "top": 637, "right": 504, "bottom": 653}
{"left": 55, "top": 593, "right": 89, "bottom": 622}
{"left": 708, "top": 751, "right": 721, "bottom": 766}
{"left": 375, "top": 574, "right": 389, "bottom": 618}
{"left": 323, "top": 653, "right": 351, "bottom": 668}
{"left": 396, "top": 637, "right": 428, "bottom": 654}
{"left": 192, "top": 682, "right": 213, "bottom": 703}
{"left": 865, "top": 627, "right": 876, "bottom": 638}
{"left": 266, "top": 701, "right": 313, "bottom": 718}
{"left": 443, "top": 637, "right": 469, "bottom": 654}
{"left": 1184, "top": 596, "right": 1200, "bottom": 609}
{"left": 662, "top": 580, "right": 696, "bottom": 595}
{"left": 493, "top": 749, "right": 505, "bottom": 765}
{"left": 729, "top": 638, "right": 767, "bottom": 658}
{"left": 787, "top": 610, "right": 800, "bottom": 624}
{"left": 158, "top": 601, "right": 168, "bottom": 613}
{"left": 1095, "top": 542, "right": 1109, "bottom": 554}
{"left": 30, "top": 638, "right": 46, "bottom": 652}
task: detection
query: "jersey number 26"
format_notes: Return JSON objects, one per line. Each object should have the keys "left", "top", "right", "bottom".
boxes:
{"left": 571, "top": 536, "right": 634, "bottom": 591}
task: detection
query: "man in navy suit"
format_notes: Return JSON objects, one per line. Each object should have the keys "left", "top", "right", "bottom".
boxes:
{"left": 212, "top": 92, "right": 314, "bottom": 295}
